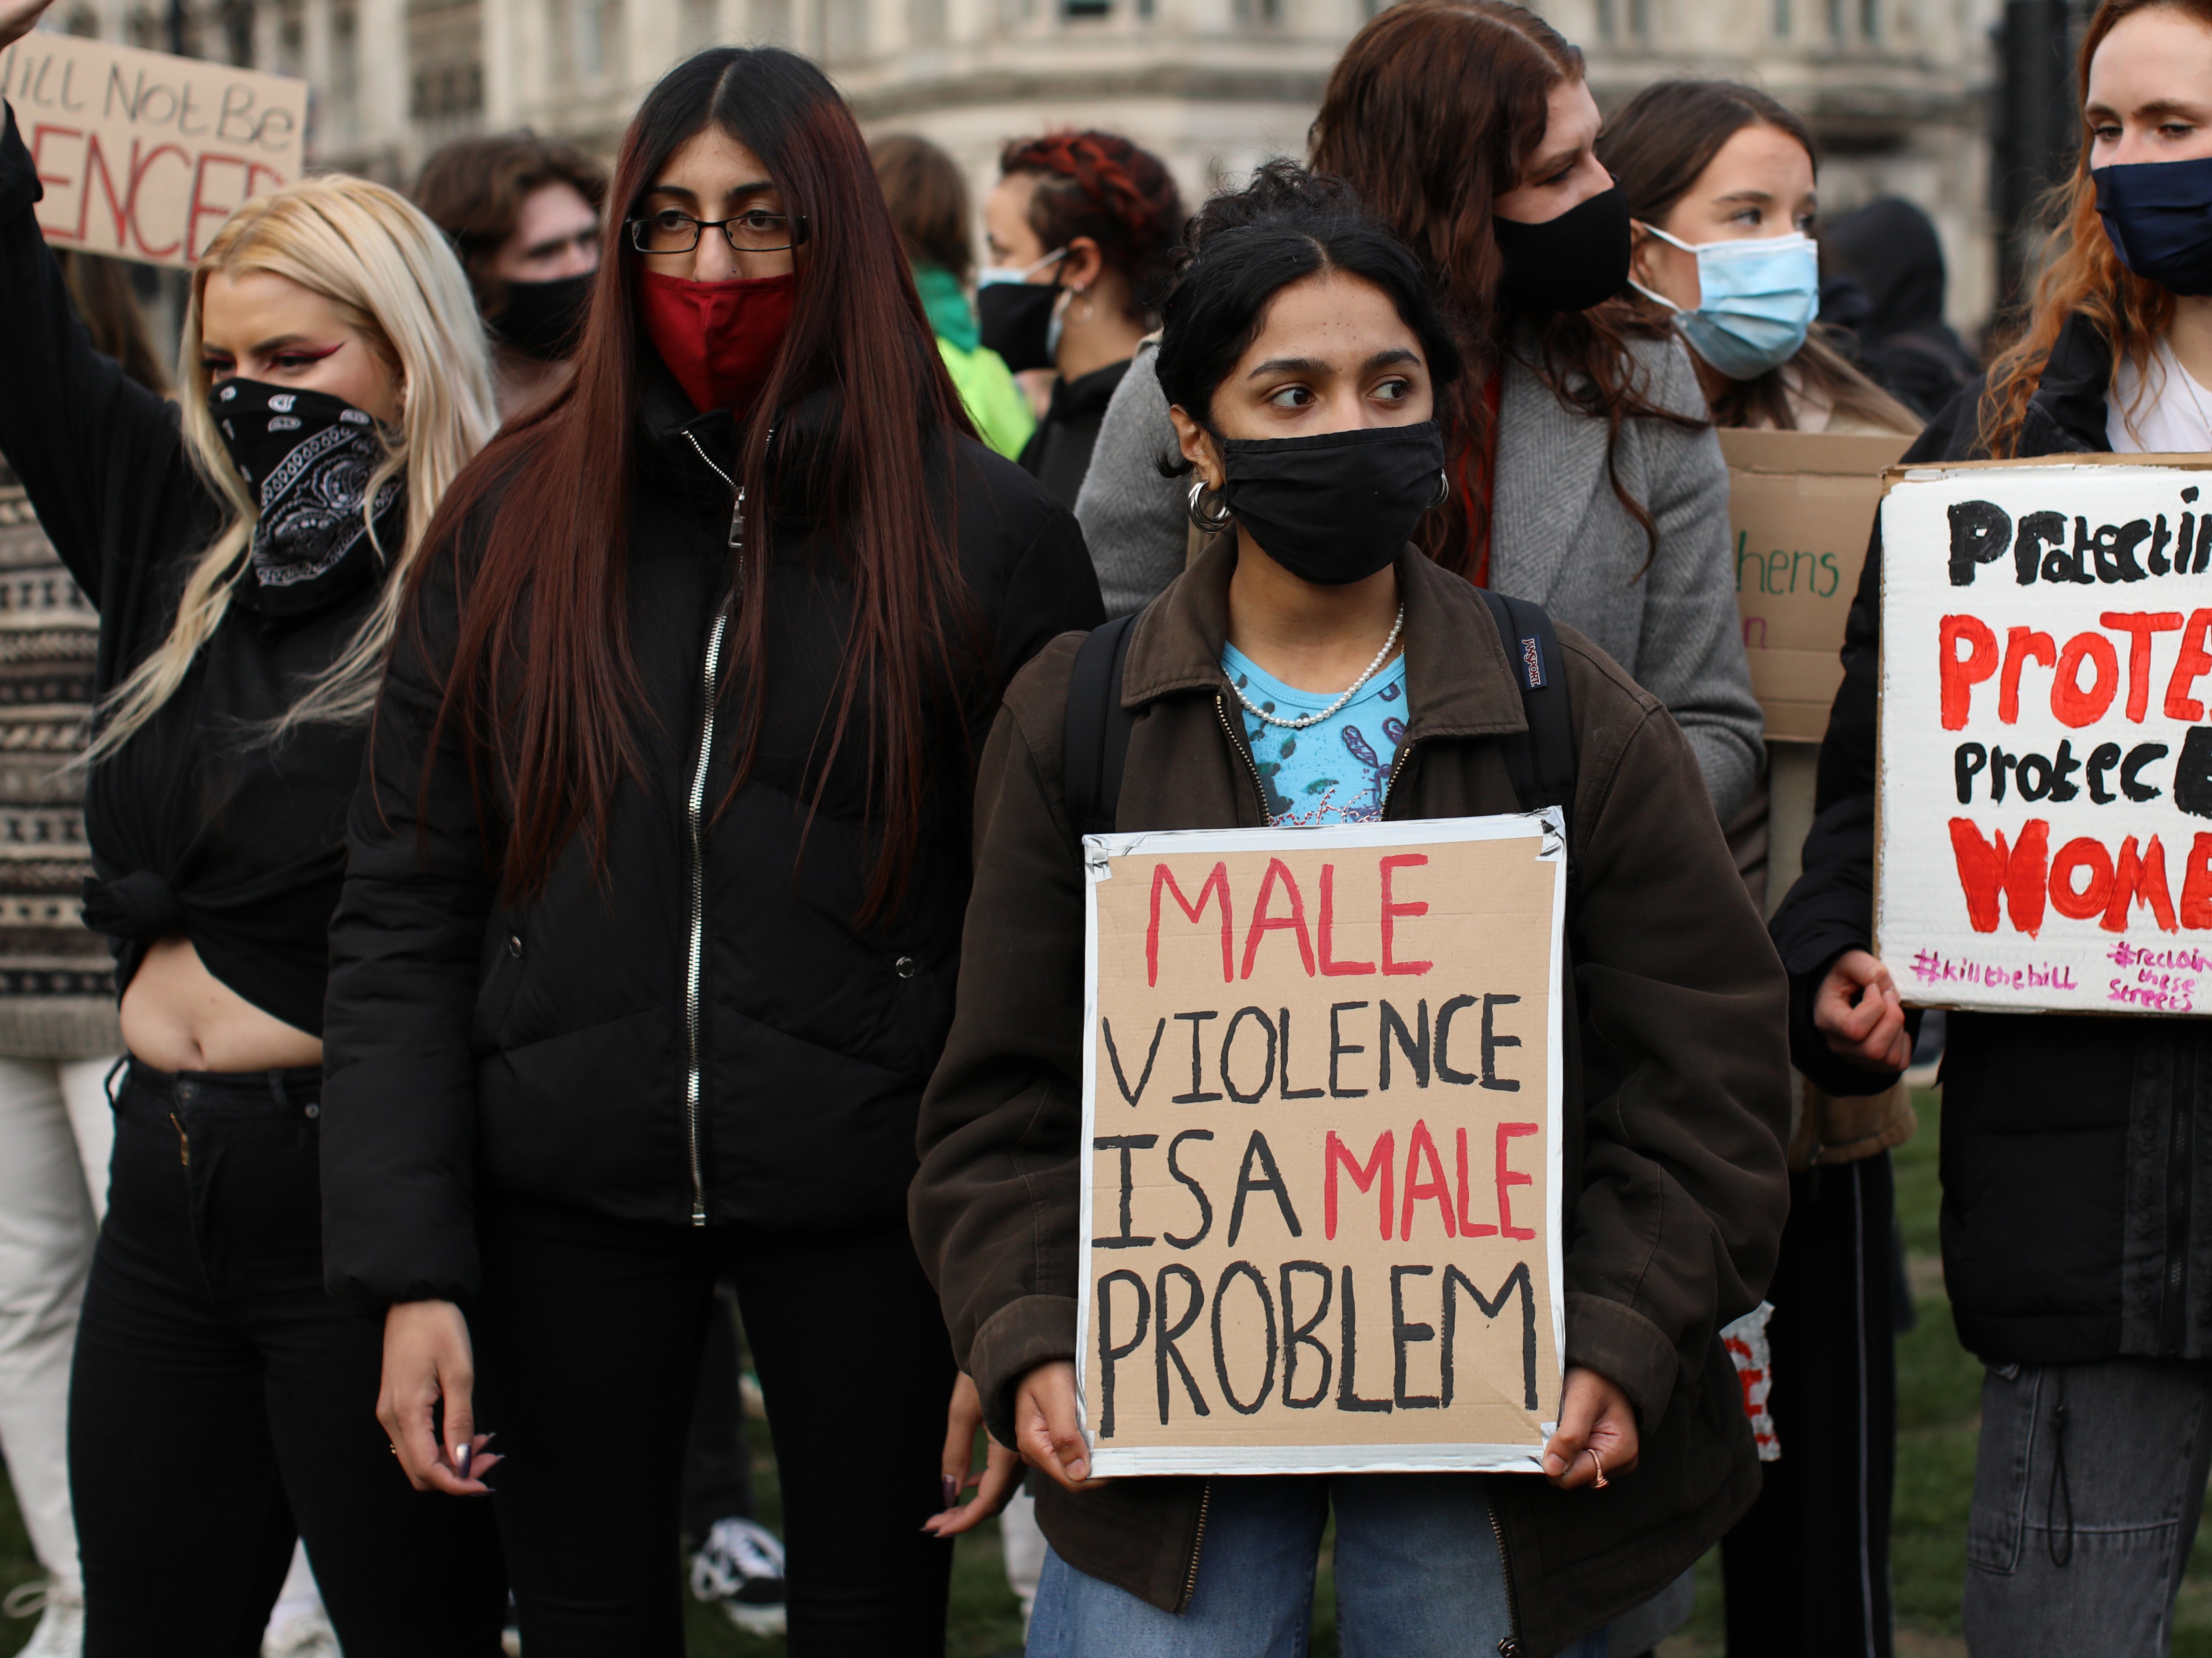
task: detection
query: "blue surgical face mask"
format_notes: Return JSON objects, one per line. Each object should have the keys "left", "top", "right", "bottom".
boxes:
{"left": 1631, "top": 223, "right": 1819, "bottom": 381}
{"left": 2095, "top": 158, "right": 2212, "bottom": 296}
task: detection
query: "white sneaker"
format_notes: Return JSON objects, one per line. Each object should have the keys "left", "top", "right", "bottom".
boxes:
{"left": 4, "top": 1580, "right": 85, "bottom": 1658}
{"left": 689, "top": 1515, "right": 788, "bottom": 1637}
{"left": 261, "top": 1603, "right": 340, "bottom": 1658}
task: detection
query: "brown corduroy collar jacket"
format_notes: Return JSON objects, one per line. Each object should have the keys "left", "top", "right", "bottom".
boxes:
{"left": 911, "top": 539, "right": 1791, "bottom": 1657}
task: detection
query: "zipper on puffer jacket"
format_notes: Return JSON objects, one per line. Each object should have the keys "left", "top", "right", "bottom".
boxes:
{"left": 678, "top": 424, "right": 768, "bottom": 1226}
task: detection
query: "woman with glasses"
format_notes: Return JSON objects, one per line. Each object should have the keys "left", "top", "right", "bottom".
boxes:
{"left": 319, "top": 46, "right": 1102, "bottom": 1654}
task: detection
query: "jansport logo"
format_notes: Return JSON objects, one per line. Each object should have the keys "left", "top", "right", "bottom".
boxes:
{"left": 1519, "top": 635, "right": 1546, "bottom": 690}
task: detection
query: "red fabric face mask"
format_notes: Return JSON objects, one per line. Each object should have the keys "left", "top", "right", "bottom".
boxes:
{"left": 638, "top": 269, "right": 797, "bottom": 415}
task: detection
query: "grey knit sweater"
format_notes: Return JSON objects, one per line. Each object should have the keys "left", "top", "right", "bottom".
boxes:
{"left": 1071, "top": 336, "right": 1763, "bottom": 821}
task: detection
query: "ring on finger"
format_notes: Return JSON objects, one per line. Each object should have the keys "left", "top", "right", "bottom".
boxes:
{"left": 1587, "top": 1447, "right": 1607, "bottom": 1488}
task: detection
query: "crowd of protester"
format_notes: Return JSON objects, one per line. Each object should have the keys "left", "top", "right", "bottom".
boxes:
{"left": 1, "top": 0, "right": 2210, "bottom": 1653}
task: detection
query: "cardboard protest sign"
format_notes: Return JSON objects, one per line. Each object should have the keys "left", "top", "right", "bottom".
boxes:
{"left": 0, "top": 31, "right": 305, "bottom": 269}
{"left": 1725, "top": 429, "right": 1911, "bottom": 743}
{"left": 1077, "top": 814, "right": 1566, "bottom": 1475}
{"left": 1877, "top": 455, "right": 2212, "bottom": 1015}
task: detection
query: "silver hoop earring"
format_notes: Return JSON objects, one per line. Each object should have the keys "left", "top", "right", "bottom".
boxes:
{"left": 1426, "top": 468, "right": 1450, "bottom": 511}
{"left": 1187, "top": 479, "right": 1233, "bottom": 533}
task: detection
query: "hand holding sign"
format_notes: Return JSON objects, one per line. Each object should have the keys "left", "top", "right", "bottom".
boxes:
{"left": 1812, "top": 949, "right": 1912, "bottom": 1072}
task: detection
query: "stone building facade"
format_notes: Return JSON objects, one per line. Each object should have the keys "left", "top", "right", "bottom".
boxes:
{"left": 39, "top": 0, "right": 2004, "bottom": 329}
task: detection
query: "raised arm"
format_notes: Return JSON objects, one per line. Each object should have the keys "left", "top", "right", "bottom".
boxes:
{"left": 0, "top": 92, "right": 195, "bottom": 601}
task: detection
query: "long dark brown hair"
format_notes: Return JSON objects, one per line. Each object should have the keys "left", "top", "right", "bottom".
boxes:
{"left": 1309, "top": 0, "right": 1693, "bottom": 577}
{"left": 1979, "top": 0, "right": 2205, "bottom": 458}
{"left": 1598, "top": 78, "right": 1916, "bottom": 435}
{"left": 419, "top": 48, "right": 975, "bottom": 913}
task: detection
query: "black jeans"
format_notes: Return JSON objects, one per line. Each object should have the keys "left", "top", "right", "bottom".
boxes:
{"left": 70, "top": 1062, "right": 506, "bottom": 1658}
{"left": 681, "top": 1280, "right": 759, "bottom": 1541}
{"left": 1721, "top": 1153, "right": 1898, "bottom": 1658}
{"left": 473, "top": 1197, "right": 957, "bottom": 1657}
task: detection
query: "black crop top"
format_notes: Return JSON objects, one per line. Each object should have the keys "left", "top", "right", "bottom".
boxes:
{"left": 0, "top": 106, "right": 379, "bottom": 1036}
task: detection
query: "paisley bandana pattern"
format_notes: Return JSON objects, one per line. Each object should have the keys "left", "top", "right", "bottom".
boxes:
{"left": 210, "top": 378, "right": 404, "bottom": 614}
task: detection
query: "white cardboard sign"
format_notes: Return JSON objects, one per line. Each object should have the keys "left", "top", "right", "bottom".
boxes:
{"left": 1877, "top": 456, "right": 2212, "bottom": 1015}
{"left": 1077, "top": 813, "right": 1567, "bottom": 1476}
{"left": 0, "top": 31, "right": 306, "bottom": 269}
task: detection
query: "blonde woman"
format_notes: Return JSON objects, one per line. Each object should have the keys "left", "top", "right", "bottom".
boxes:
{"left": 0, "top": 2, "right": 506, "bottom": 1646}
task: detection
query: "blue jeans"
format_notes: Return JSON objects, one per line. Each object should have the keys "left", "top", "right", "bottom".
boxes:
{"left": 1025, "top": 1473, "right": 1607, "bottom": 1658}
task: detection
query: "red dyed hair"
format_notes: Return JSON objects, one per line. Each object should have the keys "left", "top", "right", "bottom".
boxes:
{"left": 411, "top": 48, "right": 977, "bottom": 913}
{"left": 1000, "top": 130, "right": 1184, "bottom": 320}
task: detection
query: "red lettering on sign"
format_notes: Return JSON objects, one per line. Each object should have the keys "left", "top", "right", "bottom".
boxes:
{"left": 1949, "top": 817, "right": 2049, "bottom": 936}
{"left": 1999, "top": 627, "right": 2055, "bottom": 723}
{"left": 2105, "top": 836, "right": 2179, "bottom": 934}
{"left": 2101, "top": 612, "right": 2185, "bottom": 722}
{"left": 2168, "top": 609, "right": 2212, "bottom": 721}
{"left": 28, "top": 124, "right": 82, "bottom": 242}
{"left": 186, "top": 150, "right": 249, "bottom": 262}
{"left": 1146, "top": 861, "right": 1232, "bottom": 988}
{"left": 2183, "top": 834, "right": 2212, "bottom": 929}
{"left": 1317, "top": 863, "right": 1375, "bottom": 977}
{"left": 1495, "top": 1123, "right": 1538, "bottom": 1241}
{"left": 2051, "top": 837, "right": 2116, "bottom": 921}
{"left": 1940, "top": 614, "right": 1997, "bottom": 729}
{"left": 1324, "top": 1128, "right": 1393, "bottom": 1241}
{"left": 1378, "top": 854, "right": 1432, "bottom": 976}
{"left": 2053, "top": 631, "right": 2121, "bottom": 728}
{"left": 125, "top": 140, "right": 189, "bottom": 260}
{"left": 1454, "top": 1127, "right": 1499, "bottom": 1238}
{"left": 1398, "top": 1119, "right": 1456, "bottom": 1241}
{"left": 1240, "top": 857, "right": 1315, "bottom": 979}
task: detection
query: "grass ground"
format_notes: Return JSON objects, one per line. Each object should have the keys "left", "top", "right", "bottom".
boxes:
{"left": 7, "top": 1085, "right": 2212, "bottom": 1655}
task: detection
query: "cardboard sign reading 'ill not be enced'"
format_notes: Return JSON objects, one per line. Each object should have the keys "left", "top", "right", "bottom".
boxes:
{"left": 1877, "top": 455, "right": 2212, "bottom": 1016}
{"left": 1078, "top": 814, "right": 1567, "bottom": 1476}
{"left": 0, "top": 31, "right": 305, "bottom": 269}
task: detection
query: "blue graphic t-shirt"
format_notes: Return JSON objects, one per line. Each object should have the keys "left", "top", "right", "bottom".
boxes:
{"left": 1221, "top": 644, "right": 1410, "bottom": 825}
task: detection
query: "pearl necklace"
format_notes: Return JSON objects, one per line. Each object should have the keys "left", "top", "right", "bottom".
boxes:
{"left": 1232, "top": 606, "right": 1405, "bottom": 731}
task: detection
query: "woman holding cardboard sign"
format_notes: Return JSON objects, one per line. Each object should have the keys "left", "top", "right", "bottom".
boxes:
{"left": 1597, "top": 77, "right": 1921, "bottom": 1658}
{"left": 913, "top": 164, "right": 1791, "bottom": 1658}
{"left": 1771, "top": 2, "right": 2212, "bottom": 1651}
{"left": 0, "top": 0, "right": 510, "bottom": 1647}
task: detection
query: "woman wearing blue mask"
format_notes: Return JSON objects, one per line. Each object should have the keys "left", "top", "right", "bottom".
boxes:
{"left": 1600, "top": 78, "right": 1918, "bottom": 1658}
{"left": 1600, "top": 81, "right": 1918, "bottom": 437}
{"left": 1772, "top": 4, "right": 2212, "bottom": 1653}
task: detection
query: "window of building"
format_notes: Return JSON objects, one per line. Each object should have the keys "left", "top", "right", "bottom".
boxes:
{"left": 62, "top": 6, "right": 97, "bottom": 35}
{"left": 1859, "top": 0, "right": 1878, "bottom": 39}
{"left": 1063, "top": 0, "right": 1109, "bottom": 19}
{"left": 275, "top": 0, "right": 303, "bottom": 74}
{"left": 221, "top": 0, "right": 255, "bottom": 65}
{"left": 1772, "top": 0, "right": 1788, "bottom": 36}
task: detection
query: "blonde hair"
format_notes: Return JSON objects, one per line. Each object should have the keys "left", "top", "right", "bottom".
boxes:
{"left": 89, "top": 173, "right": 497, "bottom": 760}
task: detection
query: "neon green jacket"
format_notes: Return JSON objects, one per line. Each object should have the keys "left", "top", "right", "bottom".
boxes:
{"left": 915, "top": 265, "right": 1035, "bottom": 461}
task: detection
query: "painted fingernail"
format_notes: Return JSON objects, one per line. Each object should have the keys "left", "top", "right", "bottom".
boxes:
{"left": 942, "top": 1475, "right": 960, "bottom": 1510}
{"left": 454, "top": 1444, "right": 471, "bottom": 1479}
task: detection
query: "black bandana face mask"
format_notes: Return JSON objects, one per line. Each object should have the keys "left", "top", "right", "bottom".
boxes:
{"left": 209, "top": 378, "right": 405, "bottom": 616}
{"left": 496, "top": 273, "right": 595, "bottom": 360}
{"left": 1218, "top": 420, "right": 1447, "bottom": 585}
{"left": 1492, "top": 183, "right": 1633, "bottom": 315}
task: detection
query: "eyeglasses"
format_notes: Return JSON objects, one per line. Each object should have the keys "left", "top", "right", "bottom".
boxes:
{"left": 626, "top": 208, "right": 810, "bottom": 255}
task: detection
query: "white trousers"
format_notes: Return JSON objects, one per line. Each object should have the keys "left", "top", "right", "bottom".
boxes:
{"left": 0, "top": 1054, "right": 116, "bottom": 1590}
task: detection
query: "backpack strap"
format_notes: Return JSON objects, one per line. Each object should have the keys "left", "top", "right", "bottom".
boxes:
{"left": 1476, "top": 588, "right": 1576, "bottom": 816}
{"left": 1063, "top": 611, "right": 1141, "bottom": 840}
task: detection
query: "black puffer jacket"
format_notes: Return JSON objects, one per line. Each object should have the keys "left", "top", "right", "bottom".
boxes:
{"left": 320, "top": 369, "right": 1103, "bottom": 1307}
{"left": 1771, "top": 315, "right": 2212, "bottom": 1364}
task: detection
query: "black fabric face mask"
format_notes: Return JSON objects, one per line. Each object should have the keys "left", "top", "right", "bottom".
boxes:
{"left": 495, "top": 273, "right": 595, "bottom": 359}
{"left": 209, "top": 378, "right": 404, "bottom": 616}
{"left": 1219, "top": 420, "right": 1446, "bottom": 585}
{"left": 977, "top": 280, "right": 1060, "bottom": 373}
{"left": 2095, "top": 157, "right": 2212, "bottom": 297}
{"left": 1492, "top": 184, "right": 1633, "bottom": 315}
